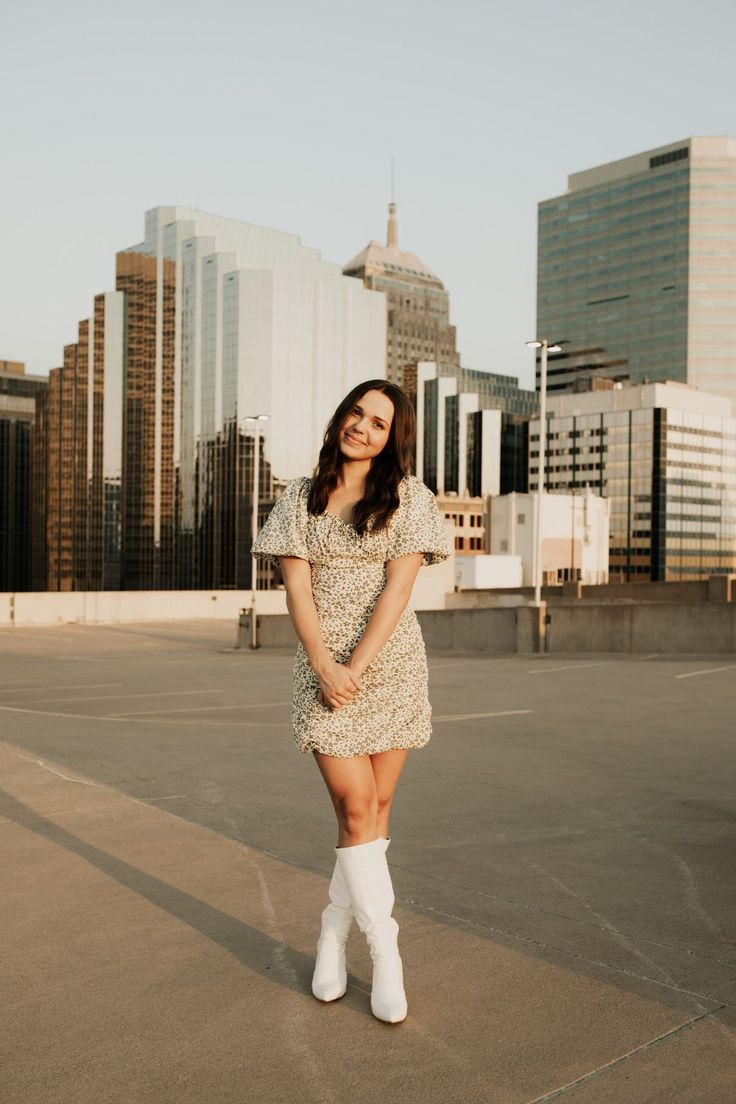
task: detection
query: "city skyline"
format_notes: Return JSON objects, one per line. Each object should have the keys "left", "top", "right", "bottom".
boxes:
{"left": 3, "top": 0, "right": 735, "bottom": 390}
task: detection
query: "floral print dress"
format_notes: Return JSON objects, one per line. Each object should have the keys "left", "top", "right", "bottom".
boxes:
{"left": 251, "top": 474, "right": 451, "bottom": 758}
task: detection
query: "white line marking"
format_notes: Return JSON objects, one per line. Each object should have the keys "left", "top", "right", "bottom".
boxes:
{"left": 0, "top": 704, "right": 284, "bottom": 727}
{"left": 674, "top": 665, "right": 736, "bottom": 680}
{"left": 429, "top": 657, "right": 513, "bottom": 670}
{"left": 17, "top": 760, "right": 98, "bottom": 785}
{"left": 19, "top": 689, "right": 224, "bottom": 705}
{"left": 0, "top": 681, "right": 47, "bottom": 689}
{"left": 0, "top": 683, "right": 123, "bottom": 696}
{"left": 54, "top": 652, "right": 193, "bottom": 660}
{"left": 433, "top": 709, "right": 533, "bottom": 722}
{"left": 110, "top": 700, "right": 287, "bottom": 717}
{"left": 529, "top": 662, "right": 610, "bottom": 674}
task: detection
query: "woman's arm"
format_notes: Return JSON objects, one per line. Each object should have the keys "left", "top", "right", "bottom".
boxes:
{"left": 279, "top": 557, "right": 364, "bottom": 710}
{"left": 347, "top": 553, "right": 423, "bottom": 679}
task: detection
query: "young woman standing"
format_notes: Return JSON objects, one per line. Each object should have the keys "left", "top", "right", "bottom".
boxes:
{"left": 252, "top": 379, "right": 450, "bottom": 1023}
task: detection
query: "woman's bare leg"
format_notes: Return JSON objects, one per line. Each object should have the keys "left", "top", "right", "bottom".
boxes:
{"left": 313, "top": 752, "right": 378, "bottom": 847}
{"left": 370, "top": 749, "right": 409, "bottom": 840}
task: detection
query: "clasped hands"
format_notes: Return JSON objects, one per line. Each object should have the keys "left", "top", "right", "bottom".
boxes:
{"left": 316, "top": 657, "right": 365, "bottom": 712}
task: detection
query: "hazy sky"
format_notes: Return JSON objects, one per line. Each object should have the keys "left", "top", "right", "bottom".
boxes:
{"left": 3, "top": 0, "right": 734, "bottom": 390}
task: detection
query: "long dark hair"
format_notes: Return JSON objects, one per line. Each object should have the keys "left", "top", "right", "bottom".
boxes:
{"left": 308, "top": 379, "right": 415, "bottom": 535}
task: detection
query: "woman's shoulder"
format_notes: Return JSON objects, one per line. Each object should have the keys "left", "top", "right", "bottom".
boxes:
{"left": 283, "top": 474, "right": 312, "bottom": 496}
{"left": 399, "top": 474, "right": 434, "bottom": 502}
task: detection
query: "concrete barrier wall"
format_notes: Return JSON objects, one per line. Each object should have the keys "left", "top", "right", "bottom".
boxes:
{"left": 6, "top": 588, "right": 735, "bottom": 654}
{"left": 546, "top": 603, "right": 736, "bottom": 654}
{"left": 244, "top": 608, "right": 520, "bottom": 654}
{"left": 1, "top": 589, "right": 288, "bottom": 626}
{"left": 249, "top": 602, "right": 735, "bottom": 655}
{"left": 416, "top": 608, "right": 518, "bottom": 653}
{"left": 1, "top": 561, "right": 453, "bottom": 627}
{"left": 451, "top": 578, "right": 731, "bottom": 607}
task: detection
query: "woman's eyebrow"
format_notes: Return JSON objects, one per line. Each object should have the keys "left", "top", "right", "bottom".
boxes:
{"left": 354, "top": 403, "right": 387, "bottom": 426}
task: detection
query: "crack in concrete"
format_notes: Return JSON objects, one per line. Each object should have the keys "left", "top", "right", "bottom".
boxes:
{"left": 410, "top": 898, "right": 728, "bottom": 1006}
{"left": 523, "top": 1006, "right": 730, "bottom": 1103}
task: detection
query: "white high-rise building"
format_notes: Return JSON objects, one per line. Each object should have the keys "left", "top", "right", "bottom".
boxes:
{"left": 36, "top": 206, "right": 386, "bottom": 590}
{"left": 129, "top": 205, "right": 386, "bottom": 485}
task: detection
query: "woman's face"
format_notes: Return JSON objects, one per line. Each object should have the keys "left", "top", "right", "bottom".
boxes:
{"left": 339, "top": 389, "right": 395, "bottom": 462}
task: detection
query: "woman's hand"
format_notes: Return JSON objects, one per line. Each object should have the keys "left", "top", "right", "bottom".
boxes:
{"left": 316, "top": 660, "right": 364, "bottom": 711}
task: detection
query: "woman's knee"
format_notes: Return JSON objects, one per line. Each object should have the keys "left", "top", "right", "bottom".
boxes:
{"left": 335, "top": 792, "right": 377, "bottom": 833}
{"left": 376, "top": 792, "right": 394, "bottom": 818}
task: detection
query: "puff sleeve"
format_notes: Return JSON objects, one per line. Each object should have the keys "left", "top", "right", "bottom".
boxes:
{"left": 251, "top": 476, "right": 310, "bottom": 568}
{"left": 386, "top": 476, "right": 452, "bottom": 567}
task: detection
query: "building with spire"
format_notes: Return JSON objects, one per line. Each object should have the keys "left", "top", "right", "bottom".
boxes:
{"left": 344, "top": 203, "right": 460, "bottom": 387}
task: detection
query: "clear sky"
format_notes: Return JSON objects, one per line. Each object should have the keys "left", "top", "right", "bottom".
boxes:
{"left": 2, "top": 0, "right": 734, "bottom": 389}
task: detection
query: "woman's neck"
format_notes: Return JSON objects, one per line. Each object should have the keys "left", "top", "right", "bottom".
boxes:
{"left": 337, "top": 459, "right": 371, "bottom": 492}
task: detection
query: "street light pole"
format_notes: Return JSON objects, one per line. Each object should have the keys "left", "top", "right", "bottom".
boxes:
{"left": 526, "top": 339, "right": 564, "bottom": 608}
{"left": 242, "top": 413, "right": 270, "bottom": 648}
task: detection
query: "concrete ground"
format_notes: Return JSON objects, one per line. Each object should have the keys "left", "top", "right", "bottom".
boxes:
{"left": 1, "top": 620, "right": 735, "bottom": 1104}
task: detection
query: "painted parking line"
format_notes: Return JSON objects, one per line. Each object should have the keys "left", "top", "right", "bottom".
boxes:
{"left": 432, "top": 709, "right": 533, "bottom": 723}
{"left": 0, "top": 683, "right": 123, "bottom": 696}
{"left": 429, "top": 657, "right": 517, "bottom": 670}
{"left": 674, "top": 665, "right": 736, "bottom": 680}
{"left": 0, "top": 703, "right": 284, "bottom": 727}
{"left": 528, "top": 662, "right": 611, "bottom": 674}
{"left": 13, "top": 688, "right": 224, "bottom": 706}
{"left": 111, "top": 700, "right": 287, "bottom": 717}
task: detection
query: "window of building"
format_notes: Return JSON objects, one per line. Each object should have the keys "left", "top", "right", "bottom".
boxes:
{"left": 649, "top": 147, "right": 688, "bottom": 169}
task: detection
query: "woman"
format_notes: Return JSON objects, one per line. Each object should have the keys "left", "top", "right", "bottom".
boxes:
{"left": 251, "top": 379, "right": 451, "bottom": 1024}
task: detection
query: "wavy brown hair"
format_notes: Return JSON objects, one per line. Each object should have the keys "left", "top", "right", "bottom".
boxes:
{"left": 307, "top": 379, "right": 415, "bottom": 536}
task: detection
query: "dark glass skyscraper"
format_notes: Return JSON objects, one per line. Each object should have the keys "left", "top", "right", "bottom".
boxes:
{"left": 537, "top": 137, "right": 736, "bottom": 405}
{"left": 0, "top": 361, "right": 47, "bottom": 591}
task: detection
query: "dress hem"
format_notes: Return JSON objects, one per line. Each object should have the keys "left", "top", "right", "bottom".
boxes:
{"left": 297, "top": 736, "right": 430, "bottom": 758}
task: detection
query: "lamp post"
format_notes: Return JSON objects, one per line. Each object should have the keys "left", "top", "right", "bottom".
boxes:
{"left": 241, "top": 413, "right": 270, "bottom": 648}
{"left": 526, "top": 339, "right": 564, "bottom": 608}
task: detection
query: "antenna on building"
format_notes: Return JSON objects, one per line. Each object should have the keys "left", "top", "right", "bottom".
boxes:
{"left": 387, "top": 157, "right": 398, "bottom": 249}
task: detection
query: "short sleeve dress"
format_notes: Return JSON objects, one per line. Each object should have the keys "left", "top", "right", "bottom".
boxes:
{"left": 251, "top": 474, "right": 452, "bottom": 758}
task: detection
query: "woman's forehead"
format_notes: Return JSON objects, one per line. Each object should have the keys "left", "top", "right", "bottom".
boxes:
{"left": 355, "top": 389, "right": 394, "bottom": 422}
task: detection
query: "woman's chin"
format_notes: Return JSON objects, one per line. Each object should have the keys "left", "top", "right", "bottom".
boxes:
{"left": 341, "top": 442, "right": 365, "bottom": 459}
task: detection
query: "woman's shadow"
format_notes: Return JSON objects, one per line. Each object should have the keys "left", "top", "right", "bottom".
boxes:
{"left": 0, "top": 787, "right": 371, "bottom": 1013}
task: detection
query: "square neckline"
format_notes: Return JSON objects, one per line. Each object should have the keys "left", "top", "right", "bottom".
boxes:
{"left": 305, "top": 473, "right": 411, "bottom": 530}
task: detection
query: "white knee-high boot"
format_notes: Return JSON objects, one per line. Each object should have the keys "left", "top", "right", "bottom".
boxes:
{"left": 335, "top": 837, "right": 407, "bottom": 1024}
{"left": 312, "top": 839, "right": 390, "bottom": 1002}
{"left": 311, "top": 858, "right": 353, "bottom": 1001}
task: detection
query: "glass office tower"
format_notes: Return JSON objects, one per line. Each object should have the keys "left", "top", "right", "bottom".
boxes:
{"left": 531, "top": 382, "right": 736, "bottom": 581}
{"left": 0, "top": 362, "right": 47, "bottom": 591}
{"left": 537, "top": 137, "right": 736, "bottom": 406}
